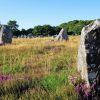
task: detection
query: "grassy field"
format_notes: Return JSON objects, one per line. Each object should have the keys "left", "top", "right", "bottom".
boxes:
{"left": 0, "top": 36, "right": 80, "bottom": 100}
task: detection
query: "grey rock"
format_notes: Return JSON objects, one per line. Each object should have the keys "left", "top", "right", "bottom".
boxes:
{"left": 77, "top": 19, "right": 100, "bottom": 87}
{"left": 56, "top": 28, "right": 68, "bottom": 40}
{"left": 0, "top": 25, "right": 12, "bottom": 44}
{"left": 27, "top": 33, "right": 33, "bottom": 38}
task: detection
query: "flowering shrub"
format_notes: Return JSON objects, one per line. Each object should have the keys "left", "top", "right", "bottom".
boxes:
{"left": 69, "top": 75, "right": 97, "bottom": 100}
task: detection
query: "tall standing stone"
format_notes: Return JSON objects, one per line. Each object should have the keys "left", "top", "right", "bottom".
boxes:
{"left": 77, "top": 19, "right": 100, "bottom": 88}
{"left": 56, "top": 28, "right": 68, "bottom": 40}
{"left": 0, "top": 25, "right": 12, "bottom": 44}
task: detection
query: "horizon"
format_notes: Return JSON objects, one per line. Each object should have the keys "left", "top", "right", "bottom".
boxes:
{"left": 0, "top": 0, "right": 100, "bottom": 29}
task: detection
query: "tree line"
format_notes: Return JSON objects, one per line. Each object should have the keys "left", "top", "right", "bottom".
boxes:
{"left": 7, "top": 20, "right": 93, "bottom": 37}
{"left": 60, "top": 20, "right": 93, "bottom": 35}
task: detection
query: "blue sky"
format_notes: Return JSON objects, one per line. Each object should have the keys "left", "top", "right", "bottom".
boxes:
{"left": 0, "top": 0, "right": 100, "bottom": 29}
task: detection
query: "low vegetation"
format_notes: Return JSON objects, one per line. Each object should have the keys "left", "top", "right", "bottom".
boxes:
{"left": 0, "top": 36, "right": 80, "bottom": 100}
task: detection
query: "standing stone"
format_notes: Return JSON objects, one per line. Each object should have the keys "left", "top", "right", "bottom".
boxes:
{"left": 77, "top": 19, "right": 100, "bottom": 88}
{"left": 56, "top": 28, "right": 68, "bottom": 40}
{"left": 0, "top": 25, "right": 12, "bottom": 44}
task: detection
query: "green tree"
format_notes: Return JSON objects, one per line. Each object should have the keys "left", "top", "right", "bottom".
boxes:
{"left": 59, "top": 20, "right": 93, "bottom": 35}
{"left": 42, "top": 25, "right": 52, "bottom": 36}
{"left": 33, "top": 25, "right": 43, "bottom": 35}
{"left": 7, "top": 20, "right": 20, "bottom": 36}
{"left": 32, "top": 25, "right": 61, "bottom": 36}
{"left": 20, "top": 29, "right": 27, "bottom": 35}
{"left": 7, "top": 20, "right": 19, "bottom": 31}
{"left": 27, "top": 28, "right": 33, "bottom": 34}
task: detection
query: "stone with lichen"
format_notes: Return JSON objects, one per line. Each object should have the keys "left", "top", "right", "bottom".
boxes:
{"left": 0, "top": 25, "right": 12, "bottom": 44}
{"left": 77, "top": 19, "right": 100, "bottom": 88}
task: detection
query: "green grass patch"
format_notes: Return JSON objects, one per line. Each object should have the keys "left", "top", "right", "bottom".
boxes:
{"left": 40, "top": 73, "right": 68, "bottom": 91}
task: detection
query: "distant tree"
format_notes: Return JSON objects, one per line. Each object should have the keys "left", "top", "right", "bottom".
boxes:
{"left": 13, "top": 29, "right": 21, "bottom": 37}
{"left": 32, "top": 25, "right": 43, "bottom": 35}
{"left": 20, "top": 29, "right": 27, "bottom": 35}
{"left": 32, "top": 25, "right": 61, "bottom": 36}
{"left": 27, "top": 28, "right": 33, "bottom": 34}
{"left": 42, "top": 25, "right": 53, "bottom": 36}
{"left": 59, "top": 20, "right": 93, "bottom": 35}
{"left": 7, "top": 20, "right": 20, "bottom": 36}
{"left": 7, "top": 20, "right": 19, "bottom": 31}
{"left": 52, "top": 26, "right": 61, "bottom": 35}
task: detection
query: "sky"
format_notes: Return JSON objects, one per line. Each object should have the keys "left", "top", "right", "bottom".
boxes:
{"left": 0, "top": 0, "right": 100, "bottom": 29}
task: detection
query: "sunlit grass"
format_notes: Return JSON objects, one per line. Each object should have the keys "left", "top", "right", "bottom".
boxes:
{"left": 0, "top": 36, "right": 80, "bottom": 99}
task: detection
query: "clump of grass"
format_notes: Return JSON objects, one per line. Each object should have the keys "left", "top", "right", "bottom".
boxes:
{"left": 0, "top": 77, "right": 42, "bottom": 99}
{"left": 40, "top": 73, "right": 68, "bottom": 91}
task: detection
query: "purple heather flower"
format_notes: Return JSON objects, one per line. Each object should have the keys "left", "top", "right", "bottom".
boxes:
{"left": 69, "top": 75, "right": 97, "bottom": 99}
{"left": 0, "top": 74, "right": 13, "bottom": 82}
{"left": 75, "top": 84, "right": 82, "bottom": 94}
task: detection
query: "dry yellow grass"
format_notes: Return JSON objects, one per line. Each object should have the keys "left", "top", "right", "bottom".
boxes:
{"left": 0, "top": 36, "right": 80, "bottom": 75}
{"left": 0, "top": 36, "right": 80, "bottom": 99}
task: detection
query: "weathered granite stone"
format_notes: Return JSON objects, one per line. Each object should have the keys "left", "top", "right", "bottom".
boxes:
{"left": 56, "top": 28, "right": 68, "bottom": 40}
{"left": 77, "top": 19, "right": 100, "bottom": 87}
{"left": 0, "top": 25, "right": 12, "bottom": 44}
